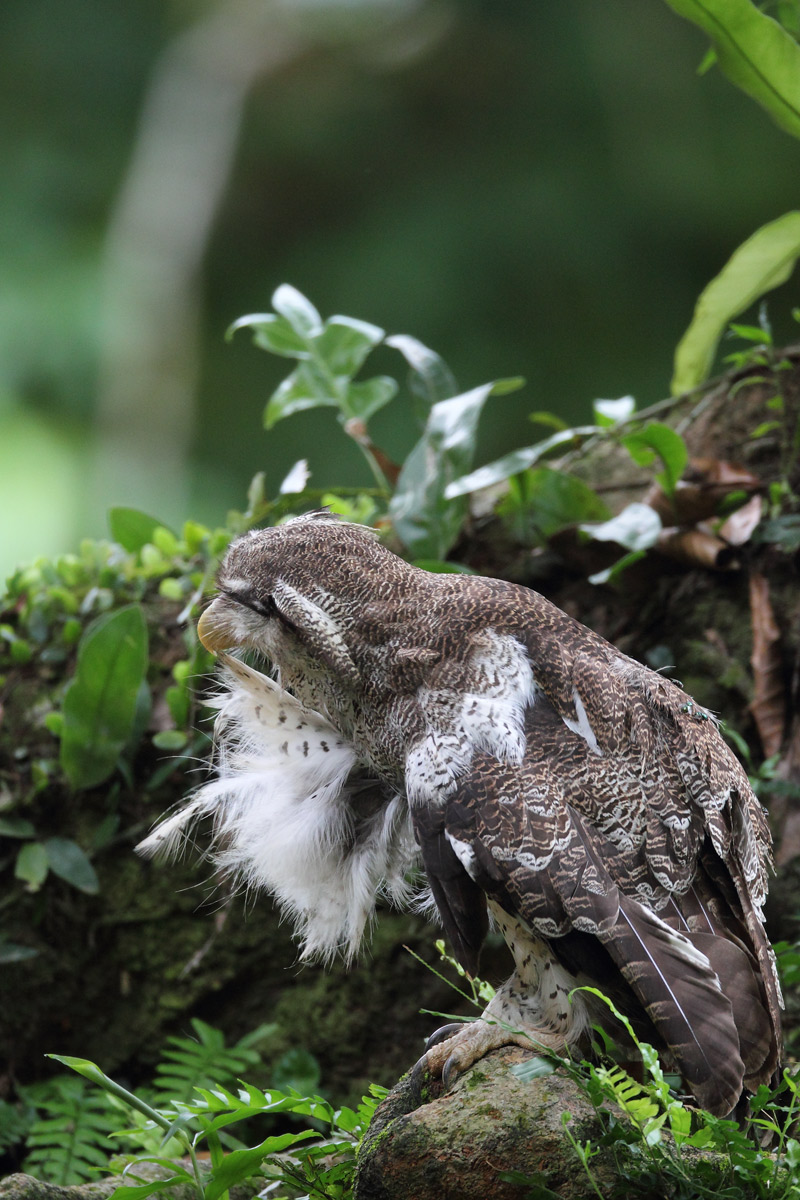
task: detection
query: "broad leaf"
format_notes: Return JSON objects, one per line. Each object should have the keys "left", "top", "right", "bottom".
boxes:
{"left": 513, "top": 468, "right": 611, "bottom": 536}
{"left": 0, "top": 816, "right": 35, "bottom": 838}
{"left": 593, "top": 395, "right": 636, "bottom": 427}
{"left": 445, "top": 426, "right": 601, "bottom": 499}
{"left": 391, "top": 380, "right": 522, "bottom": 558}
{"left": 60, "top": 605, "right": 149, "bottom": 789}
{"left": 581, "top": 503, "right": 662, "bottom": 551}
{"left": 227, "top": 312, "right": 309, "bottom": 358}
{"left": 343, "top": 375, "right": 398, "bottom": 423}
{"left": 278, "top": 459, "right": 310, "bottom": 495}
{"left": 264, "top": 362, "right": 339, "bottom": 429}
{"left": 204, "top": 1131, "right": 317, "bottom": 1200}
{"left": 15, "top": 842, "right": 49, "bottom": 891}
{"left": 663, "top": 0, "right": 800, "bottom": 140}
{"left": 621, "top": 422, "right": 688, "bottom": 494}
{"left": 271, "top": 284, "right": 323, "bottom": 338}
{"left": 108, "top": 508, "right": 171, "bottom": 554}
{"left": 44, "top": 837, "right": 99, "bottom": 894}
{"left": 386, "top": 333, "right": 458, "bottom": 422}
{"left": 317, "top": 315, "right": 384, "bottom": 375}
{"left": 672, "top": 211, "right": 800, "bottom": 393}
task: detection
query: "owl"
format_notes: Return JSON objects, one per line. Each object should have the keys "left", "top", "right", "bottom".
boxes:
{"left": 138, "top": 512, "right": 781, "bottom": 1116}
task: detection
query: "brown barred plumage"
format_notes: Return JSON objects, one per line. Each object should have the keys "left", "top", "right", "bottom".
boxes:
{"left": 138, "top": 512, "right": 782, "bottom": 1116}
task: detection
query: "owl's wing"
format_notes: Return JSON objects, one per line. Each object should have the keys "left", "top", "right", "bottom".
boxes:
{"left": 412, "top": 673, "right": 780, "bottom": 1116}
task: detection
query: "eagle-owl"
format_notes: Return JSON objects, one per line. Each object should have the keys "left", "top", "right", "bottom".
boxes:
{"left": 138, "top": 512, "right": 782, "bottom": 1116}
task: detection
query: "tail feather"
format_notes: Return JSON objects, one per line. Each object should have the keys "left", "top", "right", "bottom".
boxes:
{"left": 599, "top": 895, "right": 745, "bottom": 1116}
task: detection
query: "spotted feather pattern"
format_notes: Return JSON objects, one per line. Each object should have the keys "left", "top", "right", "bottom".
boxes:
{"left": 142, "top": 513, "right": 782, "bottom": 1116}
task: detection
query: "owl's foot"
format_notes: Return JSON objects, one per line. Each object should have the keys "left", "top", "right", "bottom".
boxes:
{"left": 413, "top": 1017, "right": 549, "bottom": 1092}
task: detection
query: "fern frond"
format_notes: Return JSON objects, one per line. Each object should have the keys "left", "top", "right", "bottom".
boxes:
{"left": 21, "top": 1076, "right": 117, "bottom": 1184}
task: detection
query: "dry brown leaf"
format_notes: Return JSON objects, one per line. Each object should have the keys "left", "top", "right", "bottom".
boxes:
{"left": 718, "top": 495, "right": 763, "bottom": 546}
{"left": 748, "top": 573, "right": 785, "bottom": 759}
{"left": 656, "top": 528, "right": 737, "bottom": 570}
{"left": 645, "top": 458, "right": 761, "bottom": 525}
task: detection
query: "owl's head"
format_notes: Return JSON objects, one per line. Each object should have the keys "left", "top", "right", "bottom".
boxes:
{"left": 198, "top": 513, "right": 391, "bottom": 684}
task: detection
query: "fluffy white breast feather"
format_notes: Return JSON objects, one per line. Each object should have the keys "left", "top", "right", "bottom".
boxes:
{"left": 138, "top": 653, "right": 417, "bottom": 962}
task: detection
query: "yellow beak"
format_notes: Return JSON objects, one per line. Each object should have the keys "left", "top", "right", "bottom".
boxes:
{"left": 197, "top": 597, "right": 236, "bottom": 654}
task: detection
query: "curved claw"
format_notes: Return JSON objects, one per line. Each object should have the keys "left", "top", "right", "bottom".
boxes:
{"left": 441, "top": 1052, "right": 460, "bottom": 1091}
{"left": 425, "top": 1022, "right": 465, "bottom": 1051}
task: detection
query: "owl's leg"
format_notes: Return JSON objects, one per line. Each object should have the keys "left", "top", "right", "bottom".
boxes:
{"left": 415, "top": 904, "right": 589, "bottom": 1089}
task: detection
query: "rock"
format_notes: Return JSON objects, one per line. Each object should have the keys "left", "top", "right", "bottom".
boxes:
{"left": 354, "top": 1047, "right": 619, "bottom": 1200}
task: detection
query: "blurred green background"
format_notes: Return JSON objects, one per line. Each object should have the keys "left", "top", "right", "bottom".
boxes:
{"left": 1, "top": 0, "right": 798, "bottom": 580}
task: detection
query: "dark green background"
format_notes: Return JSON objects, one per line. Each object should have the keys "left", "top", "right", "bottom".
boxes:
{"left": 1, "top": 0, "right": 797, "bottom": 576}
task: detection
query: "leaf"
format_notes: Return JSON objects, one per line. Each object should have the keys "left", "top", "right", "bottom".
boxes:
{"left": 509, "top": 468, "right": 611, "bottom": 537}
{"left": 672, "top": 212, "right": 800, "bottom": 393}
{"left": 108, "top": 509, "right": 171, "bottom": 554}
{"left": 264, "top": 362, "right": 339, "bottom": 429}
{"left": 14, "top": 842, "right": 49, "bottom": 891}
{"left": 278, "top": 459, "right": 310, "bottom": 495}
{"left": 0, "top": 816, "right": 36, "bottom": 838}
{"left": 272, "top": 1047, "right": 322, "bottom": 1095}
{"left": 621, "top": 422, "right": 688, "bottom": 494}
{"left": 593, "top": 395, "right": 636, "bottom": 427}
{"left": 227, "top": 312, "right": 309, "bottom": 357}
{"left": 0, "top": 941, "right": 38, "bottom": 963}
{"left": 270, "top": 284, "right": 323, "bottom": 338}
{"left": 343, "top": 375, "right": 398, "bottom": 423}
{"left": 748, "top": 573, "right": 785, "bottom": 756}
{"left": 60, "top": 605, "right": 149, "bottom": 790}
{"left": 390, "top": 379, "right": 522, "bottom": 559}
{"left": 317, "top": 315, "right": 384, "bottom": 375}
{"left": 44, "top": 838, "right": 99, "bottom": 894}
{"left": 204, "top": 1131, "right": 317, "bottom": 1200}
{"left": 445, "top": 427, "right": 601, "bottom": 499}
{"left": 662, "top": 0, "right": 800, "bottom": 139}
{"left": 385, "top": 333, "right": 458, "bottom": 422}
{"left": 510, "top": 1056, "right": 557, "bottom": 1082}
{"left": 581, "top": 504, "right": 663, "bottom": 551}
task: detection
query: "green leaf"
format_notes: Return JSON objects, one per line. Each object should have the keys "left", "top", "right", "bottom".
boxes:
{"left": 227, "top": 312, "right": 309, "bottom": 357}
{"left": 271, "top": 284, "right": 323, "bottom": 338}
{"left": 205, "top": 1131, "right": 317, "bottom": 1200}
{"left": 662, "top": 0, "right": 800, "bottom": 139}
{"left": 581, "top": 503, "right": 662, "bottom": 551}
{"left": 445, "top": 427, "right": 601, "bottom": 499}
{"left": 317, "top": 315, "right": 384, "bottom": 374}
{"left": 385, "top": 333, "right": 458, "bottom": 422}
{"left": 508, "top": 468, "right": 611, "bottom": 537}
{"left": 510, "top": 1056, "right": 557, "bottom": 1082}
{"left": 108, "top": 508, "right": 171, "bottom": 554}
{"left": 0, "top": 816, "right": 36, "bottom": 838}
{"left": 390, "top": 379, "right": 522, "bottom": 558}
{"left": 43, "top": 838, "right": 99, "bottom": 894}
{"left": 60, "top": 605, "right": 149, "bottom": 790}
{"left": 672, "top": 211, "right": 800, "bottom": 393}
{"left": 264, "top": 362, "right": 339, "bottom": 429}
{"left": 621, "top": 422, "right": 688, "bottom": 494}
{"left": 272, "top": 1047, "right": 321, "bottom": 1095}
{"left": 15, "top": 841, "right": 49, "bottom": 891}
{"left": 0, "top": 942, "right": 38, "bottom": 963}
{"left": 593, "top": 395, "right": 636, "bottom": 427}
{"left": 588, "top": 549, "right": 648, "bottom": 585}
{"left": 342, "top": 376, "right": 398, "bottom": 423}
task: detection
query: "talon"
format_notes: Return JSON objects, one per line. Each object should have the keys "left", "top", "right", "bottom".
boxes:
{"left": 441, "top": 1053, "right": 460, "bottom": 1090}
{"left": 409, "top": 1054, "right": 429, "bottom": 1102}
{"left": 425, "top": 1022, "right": 464, "bottom": 1051}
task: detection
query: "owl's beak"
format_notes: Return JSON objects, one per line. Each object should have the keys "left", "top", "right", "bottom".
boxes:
{"left": 197, "top": 597, "right": 236, "bottom": 653}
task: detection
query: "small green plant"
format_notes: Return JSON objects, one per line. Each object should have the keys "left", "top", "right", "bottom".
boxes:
{"left": 38, "top": 1051, "right": 384, "bottom": 1200}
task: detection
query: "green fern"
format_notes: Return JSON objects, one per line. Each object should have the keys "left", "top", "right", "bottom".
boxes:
{"left": 150, "top": 1018, "right": 277, "bottom": 1109}
{"left": 20, "top": 1075, "right": 118, "bottom": 1184}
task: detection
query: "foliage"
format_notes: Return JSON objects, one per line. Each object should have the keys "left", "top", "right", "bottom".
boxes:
{"left": 662, "top": 0, "right": 800, "bottom": 140}
{"left": 672, "top": 213, "right": 800, "bottom": 394}
{"left": 14, "top": 1034, "right": 385, "bottom": 1200}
